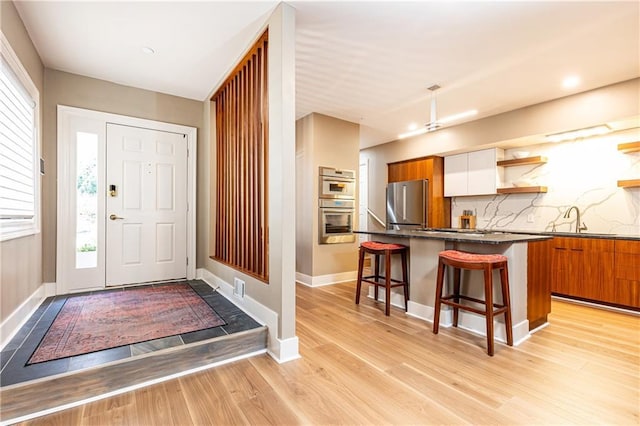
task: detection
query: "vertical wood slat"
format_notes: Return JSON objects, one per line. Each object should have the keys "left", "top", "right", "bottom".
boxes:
{"left": 255, "top": 46, "right": 262, "bottom": 276}
{"left": 262, "top": 40, "right": 269, "bottom": 277}
{"left": 211, "top": 31, "right": 269, "bottom": 282}
{"left": 248, "top": 54, "right": 255, "bottom": 273}
{"left": 242, "top": 64, "right": 248, "bottom": 271}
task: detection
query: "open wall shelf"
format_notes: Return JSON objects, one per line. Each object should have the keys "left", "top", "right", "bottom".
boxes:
{"left": 497, "top": 186, "right": 548, "bottom": 194}
{"left": 497, "top": 156, "right": 547, "bottom": 167}
{"left": 618, "top": 142, "right": 640, "bottom": 153}
{"left": 618, "top": 142, "right": 640, "bottom": 188}
{"left": 617, "top": 179, "right": 640, "bottom": 188}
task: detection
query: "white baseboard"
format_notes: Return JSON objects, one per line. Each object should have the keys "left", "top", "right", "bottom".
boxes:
{"left": 44, "top": 282, "right": 56, "bottom": 297}
{"left": 404, "top": 300, "right": 529, "bottom": 346}
{"left": 268, "top": 336, "right": 301, "bottom": 363}
{"left": 0, "top": 282, "right": 55, "bottom": 350}
{"left": 366, "top": 286, "right": 407, "bottom": 309}
{"left": 452, "top": 311, "right": 530, "bottom": 346}
{"left": 197, "top": 268, "right": 300, "bottom": 363}
{"left": 296, "top": 270, "right": 357, "bottom": 287}
{"left": 406, "top": 300, "right": 452, "bottom": 325}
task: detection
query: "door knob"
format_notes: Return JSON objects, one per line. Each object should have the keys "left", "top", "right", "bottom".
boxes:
{"left": 109, "top": 214, "right": 125, "bottom": 220}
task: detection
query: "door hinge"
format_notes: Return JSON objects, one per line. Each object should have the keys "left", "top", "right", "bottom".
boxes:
{"left": 186, "top": 257, "right": 189, "bottom": 265}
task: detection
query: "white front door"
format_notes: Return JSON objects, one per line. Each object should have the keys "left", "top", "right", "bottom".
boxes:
{"left": 105, "top": 124, "right": 187, "bottom": 286}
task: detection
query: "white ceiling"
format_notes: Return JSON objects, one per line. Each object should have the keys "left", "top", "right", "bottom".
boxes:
{"left": 14, "top": 1, "right": 640, "bottom": 148}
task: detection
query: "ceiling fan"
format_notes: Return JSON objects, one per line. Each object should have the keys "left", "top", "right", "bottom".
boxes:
{"left": 398, "top": 84, "right": 477, "bottom": 139}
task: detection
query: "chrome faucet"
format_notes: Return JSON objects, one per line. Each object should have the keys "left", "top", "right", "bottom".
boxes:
{"left": 563, "top": 206, "right": 588, "bottom": 233}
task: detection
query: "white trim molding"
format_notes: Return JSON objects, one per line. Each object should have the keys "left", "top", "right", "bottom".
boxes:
{"left": 271, "top": 336, "right": 301, "bottom": 363}
{"left": 197, "top": 268, "right": 300, "bottom": 363}
{"left": 0, "top": 282, "right": 55, "bottom": 350}
{"left": 0, "top": 32, "right": 41, "bottom": 242}
{"left": 296, "top": 270, "right": 357, "bottom": 287}
{"left": 56, "top": 106, "right": 197, "bottom": 294}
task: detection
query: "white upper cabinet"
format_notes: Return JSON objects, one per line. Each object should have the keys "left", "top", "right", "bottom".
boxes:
{"left": 443, "top": 153, "right": 468, "bottom": 196}
{"left": 444, "top": 148, "right": 504, "bottom": 196}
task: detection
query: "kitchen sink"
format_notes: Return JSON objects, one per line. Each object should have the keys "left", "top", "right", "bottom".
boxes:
{"left": 549, "top": 231, "right": 614, "bottom": 237}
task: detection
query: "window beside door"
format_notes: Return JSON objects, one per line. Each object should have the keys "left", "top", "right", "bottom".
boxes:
{"left": 0, "top": 33, "right": 40, "bottom": 241}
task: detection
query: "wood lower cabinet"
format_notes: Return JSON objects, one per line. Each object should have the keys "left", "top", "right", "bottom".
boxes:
{"left": 527, "top": 239, "right": 553, "bottom": 330}
{"left": 388, "top": 156, "right": 450, "bottom": 228}
{"left": 612, "top": 240, "right": 640, "bottom": 308}
{"left": 528, "top": 236, "right": 638, "bottom": 326}
{"left": 551, "top": 237, "right": 615, "bottom": 303}
{"left": 547, "top": 236, "right": 638, "bottom": 310}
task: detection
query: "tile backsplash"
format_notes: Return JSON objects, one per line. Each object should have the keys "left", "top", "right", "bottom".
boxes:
{"left": 452, "top": 130, "right": 640, "bottom": 235}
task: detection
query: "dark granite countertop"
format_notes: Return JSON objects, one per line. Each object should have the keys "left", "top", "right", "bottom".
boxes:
{"left": 497, "top": 229, "right": 640, "bottom": 241}
{"left": 354, "top": 229, "right": 551, "bottom": 245}
{"left": 356, "top": 228, "right": 640, "bottom": 242}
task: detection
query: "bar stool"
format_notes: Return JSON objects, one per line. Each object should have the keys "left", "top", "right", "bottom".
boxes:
{"left": 432, "top": 249, "right": 513, "bottom": 356}
{"left": 355, "top": 241, "right": 409, "bottom": 316}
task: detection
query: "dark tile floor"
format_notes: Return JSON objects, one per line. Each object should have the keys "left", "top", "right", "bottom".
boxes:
{"left": 0, "top": 280, "right": 261, "bottom": 387}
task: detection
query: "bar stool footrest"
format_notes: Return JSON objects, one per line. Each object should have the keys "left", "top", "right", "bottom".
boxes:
{"left": 361, "top": 276, "right": 408, "bottom": 288}
{"left": 441, "top": 295, "right": 509, "bottom": 316}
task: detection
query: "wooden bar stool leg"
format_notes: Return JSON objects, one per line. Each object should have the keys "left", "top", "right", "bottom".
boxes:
{"left": 500, "top": 264, "right": 514, "bottom": 346}
{"left": 484, "top": 265, "right": 495, "bottom": 356}
{"left": 355, "top": 247, "right": 365, "bottom": 305}
{"left": 433, "top": 259, "right": 445, "bottom": 334}
{"left": 401, "top": 250, "right": 409, "bottom": 311}
{"left": 384, "top": 251, "right": 392, "bottom": 316}
{"left": 374, "top": 254, "right": 380, "bottom": 301}
{"left": 452, "top": 267, "right": 461, "bottom": 327}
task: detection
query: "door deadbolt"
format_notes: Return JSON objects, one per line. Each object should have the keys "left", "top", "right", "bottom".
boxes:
{"left": 109, "top": 184, "right": 117, "bottom": 197}
{"left": 109, "top": 214, "right": 125, "bottom": 220}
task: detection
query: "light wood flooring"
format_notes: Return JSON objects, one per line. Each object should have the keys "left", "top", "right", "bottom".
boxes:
{"left": 17, "top": 282, "right": 640, "bottom": 425}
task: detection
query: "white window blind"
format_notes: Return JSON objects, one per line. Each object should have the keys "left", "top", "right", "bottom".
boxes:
{"left": 0, "top": 33, "right": 39, "bottom": 241}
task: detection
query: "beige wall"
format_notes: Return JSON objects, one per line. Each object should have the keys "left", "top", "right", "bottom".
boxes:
{"left": 42, "top": 69, "right": 204, "bottom": 283}
{"left": 360, "top": 78, "right": 640, "bottom": 230}
{"left": 201, "top": 4, "right": 297, "bottom": 344}
{"left": 295, "top": 113, "right": 360, "bottom": 278}
{"left": 295, "top": 114, "right": 314, "bottom": 276}
{"left": 1, "top": 1, "right": 44, "bottom": 323}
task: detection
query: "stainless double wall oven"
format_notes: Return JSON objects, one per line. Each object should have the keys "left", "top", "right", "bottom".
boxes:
{"left": 318, "top": 167, "right": 356, "bottom": 244}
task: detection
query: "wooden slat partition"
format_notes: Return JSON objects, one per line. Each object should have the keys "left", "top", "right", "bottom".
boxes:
{"left": 211, "top": 31, "right": 269, "bottom": 282}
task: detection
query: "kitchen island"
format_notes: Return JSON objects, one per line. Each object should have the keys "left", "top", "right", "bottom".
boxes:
{"left": 355, "top": 229, "right": 551, "bottom": 346}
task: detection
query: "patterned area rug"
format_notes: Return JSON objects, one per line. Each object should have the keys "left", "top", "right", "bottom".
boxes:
{"left": 28, "top": 283, "right": 225, "bottom": 364}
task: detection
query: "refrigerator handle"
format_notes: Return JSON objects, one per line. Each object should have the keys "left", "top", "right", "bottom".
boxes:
{"left": 402, "top": 185, "right": 407, "bottom": 221}
{"left": 423, "top": 180, "right": 427, "bottom": 227}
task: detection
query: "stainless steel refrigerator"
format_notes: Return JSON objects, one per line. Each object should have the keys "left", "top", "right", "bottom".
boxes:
{"left": 386, "top": 179, "right": 428, "bottom": 230}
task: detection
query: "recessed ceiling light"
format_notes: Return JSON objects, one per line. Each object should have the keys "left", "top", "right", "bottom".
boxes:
{"left": 141, "top": 46, "right": 155, "bottom": 54}
{"left": 562, "top": 75, "right": 580, "bottom": 89}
